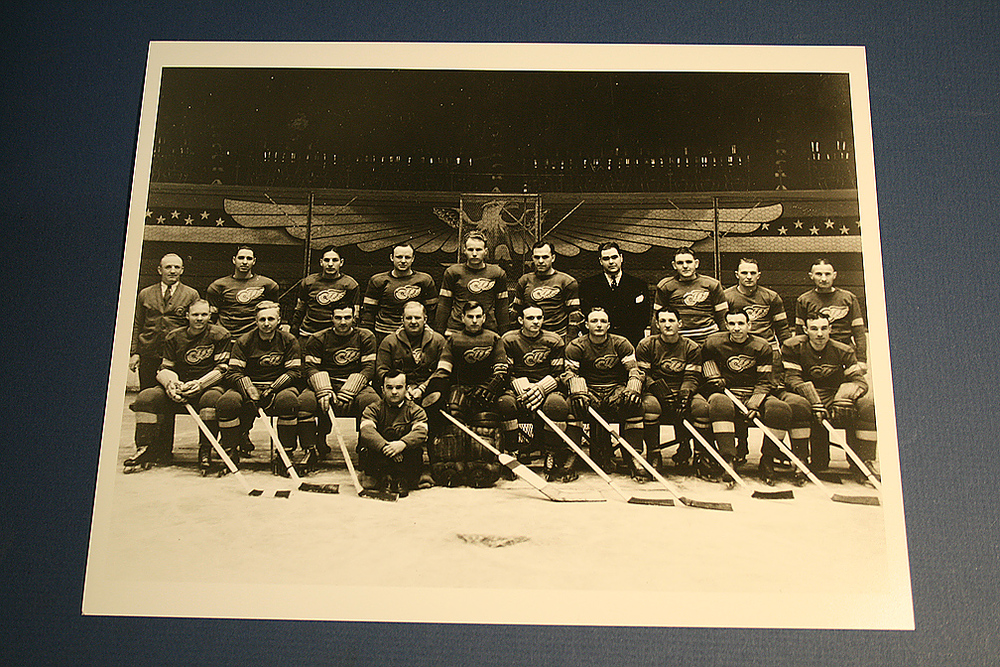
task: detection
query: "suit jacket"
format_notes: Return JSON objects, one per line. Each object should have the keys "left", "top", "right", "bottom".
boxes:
{"left": 578, "top": 271, "right": 650, "bottom": 347}
{"left": 131, "top": 282, "right": 200, "bottom": 357}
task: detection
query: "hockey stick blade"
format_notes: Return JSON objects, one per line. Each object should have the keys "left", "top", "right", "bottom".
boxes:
{"left": 360, "top": 488, "right": 399, "bottom": 502}
{"left": 328, "top": 408, "right": 395, "bottom": 501}
{"left": 585, "top": 408, "right": 728, "bottom": 510}
{"left": 831, "top": 493, "right": 880, "bottom": 506}
{"left": 298, "top": 482, "right": 340, "bottom": 494}
{"left": 628, "top": 496, "right": 675, "bottom": 506}
{"left": 751, "top": 489, "right": 794, "bottom": 500}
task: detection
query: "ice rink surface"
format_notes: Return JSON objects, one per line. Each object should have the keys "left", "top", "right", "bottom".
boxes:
{"left": 86, "top": 395, "right": 895, "bottom": 626}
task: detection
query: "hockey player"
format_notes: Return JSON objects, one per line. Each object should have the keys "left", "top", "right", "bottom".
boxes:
{"left": 425, "top": 300, "right": 509, "bottom": 487}
{"left": 300, "top": 304, "right": 378, "bottom": 467}
{"left": 564, "top": 307, "right": 646, "bottom": 478}
{"left": 215, "top": 301, "right": 310, "bottom": 472}
{"left": 701, "top": 310, "right": 810, "bottom": 484}
{"left": 795, "top": 258, "right": 868, "bottom": 372}
{"left": 781, "top": 313, "right": 876, "bottom": 480}
{"left": 653, "top": 247, "right": 728, "bottom": 344}
{"left": 358, "top": 370, "right": 429, "bottom": 497}
{"left": 126, "top": 299, "right": 230, "bottom": 471}
{"left": 723, "top": 257, "right": 792, "bottom": 464}
{"left": 511, "top": 241, "right": 583, "bottom": 342}
{"left": 290, "top": 245, "right": 361, "bottom": 338}
{"left": 578, "top": 241, "right": 649, "bottom": 347}
{"left": 206, "top": 245, "right": 281, "bottom": 338}
{"left": 435, "top": 230, "right": 510, "bottom": 335}
{"left": 634, "top": 306, "right": 712, "bottom": 470}
{"left": 497, "top": 304, "right": 575, "bottom": 481}
{"left": 361, "top": 242, "right": 437, "bottom": 347}
{"left": 724, "top": 258, "right": 791, "bottom": 349}
{"left": 128, "top": 253, "right": 200, "bottom": 461}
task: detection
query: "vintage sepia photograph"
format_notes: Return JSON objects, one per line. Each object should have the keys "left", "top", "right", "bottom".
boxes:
{"left": 83, "top": 42, "right": 912, "bottom": 628}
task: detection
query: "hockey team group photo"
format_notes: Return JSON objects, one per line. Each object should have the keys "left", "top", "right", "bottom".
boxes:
{"left": 84, "top": 44, "right": 910, "bottom": 629}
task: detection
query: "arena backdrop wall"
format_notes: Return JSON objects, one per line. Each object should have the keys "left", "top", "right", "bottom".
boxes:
{"left": 139, "top": 183, "right": 865, "bottom": 325}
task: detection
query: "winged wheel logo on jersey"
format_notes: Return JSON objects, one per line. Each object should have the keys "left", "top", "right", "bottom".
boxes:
{"left": 530, "top": 285, "right": 561, "bottom": 300}
{"left": 727, "top": 355, "right": 756, "bottom": 373}
{"left": 184, "top": 345, "right": 214, "bottom": 365}
{"left": 316, "top": 288, "right": 347, "bottom": 305}
{"left": 522, "top": 349, "right": 550, "bottom": 366}
{"left": 820, "top": 305, "right": 850, "bottom": 322}
{"left": 463, "top": 346, "right": 492, "bottom": 363}
{"left": 393, "top": 284, "right": 422, "bottom": 301}
{"left": 661, "top": 357, "right": 686, "bottom": 373}
{"left": 333, "top": 348, "right": 360, "bottom": 365}
{"left": 236, "top": 286, "right": 266, "bottom": 304}
{"left": 259, "top": 352, "right": 284, "bottom": 367}
{"left": 467, "top": 278, "right": 496, "bottom": 294}
{"left": 743, "top": 304, "right": 769, "bottom": 322}
{"left": 683, "top": 289, "right": 709, "bottom": 306}
{"left": 808, "top": 364, "right": 840, "bottom": 379}
{"left": 594, "top": 354, "right": 619, "bottom": 370}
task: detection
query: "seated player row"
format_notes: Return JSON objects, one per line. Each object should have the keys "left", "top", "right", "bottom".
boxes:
{"left": 127, "top": 294, "right": 876, "bottom": 493}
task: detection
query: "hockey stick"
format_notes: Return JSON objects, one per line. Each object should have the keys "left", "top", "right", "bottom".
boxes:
{"left": 183, "top": 403, "right": 278, "bottom": 497}
{"left": 822, "top": 419, "right": 882, "bottom": 491}
{"left": 722, "top": 389, "right": 879, "bottom": 506}
{"left": 586, "top": 407, "right": 731, "bottom": 510}
{"left": 439, "top": 410, "right": 604, "bottom": 502}
{"left": 258, "top": 408, "right": 339, "bottom": 494}
{"left": 328, "top": 407, "right": 397, "bottom": 501}
{"left": 531, "top": 409, "right": 670, "bottom": 506}
{"left": 680, "top": 419, "right": 793, "bottom": 500}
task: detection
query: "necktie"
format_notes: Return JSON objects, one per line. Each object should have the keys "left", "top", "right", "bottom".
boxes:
{"left": 164, "top": 285, "right": 173, "bottom": 305}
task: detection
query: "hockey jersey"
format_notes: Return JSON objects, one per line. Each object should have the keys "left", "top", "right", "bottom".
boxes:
{"left": 434, "top": 329, "right": 509, "bottom": 386}
{"left": 436, "top": 263, "right": 509, "bottom": 333}
{"left": 635, "top": 334, "right": 702, "bottom": 393}
{"left": 206, "top": 274, "right": 280, "bottom": 337}
{"left": 780, "top": 334, "right": 867, "bottom": 394}
{"left": 501, "top": 329, "right": 565, "bottom": 383}
{"left": 229, "top": 329, "right": 301, "bottom": 387}
{"left": 361, "top": 270, "right": 437, "bottom": 335}
{"left": 701, "top": 331, "right": 774, "bottom": 400}
{"left": 794, "top": 288, "right": 867, "bottom": 361}
{"left": 723, "top": 285, "right": 790, "bottom": 347}
{"left": 654, "top": 274, "right": 728, "bottom": 342}
{"left": 291, "top": 272, "right": 361, "bottom": 336}
{"left": 303, "top": 327, "right": 377, "bottom": 387}
{"left": 160, "top": 323, "right": 231, "bottom": 382}
{"left": 564, "top": 334, "right": 638, "bottom": 389}
{"left": 512, "top": 270, "right": 581, "bottom": 337}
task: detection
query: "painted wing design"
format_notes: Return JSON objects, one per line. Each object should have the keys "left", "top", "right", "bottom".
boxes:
{"left": 224, "top": 193, "right": 782, "bottom": 257}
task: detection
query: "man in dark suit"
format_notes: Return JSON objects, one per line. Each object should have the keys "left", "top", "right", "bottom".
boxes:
{"left": 578, "top": 241, "right": 650, "bottom": 347}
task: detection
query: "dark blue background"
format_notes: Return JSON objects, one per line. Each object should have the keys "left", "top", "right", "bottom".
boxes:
{"left": 3, "top": 2, "right": 997, "bottom": 665}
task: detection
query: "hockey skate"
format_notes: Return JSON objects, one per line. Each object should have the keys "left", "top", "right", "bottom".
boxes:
{"left": 198, "top": 444, "right": 214, "bottom": 477}
{"left": 123, "top": 445, "right": 157, "bottom": 473}
{"left": 758, "top": 456, "right": 777, "bottom": 486}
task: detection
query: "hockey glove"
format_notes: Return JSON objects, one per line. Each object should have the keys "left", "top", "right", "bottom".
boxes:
{"left": 677, "top": 388, "right": 694, "bottom": 414}
{"left": 704, "top": 377, "right": 726, "bottom": 393}
{"left": 830, "top": 400, "right": 856, "bottom": 427}
{"left": 258, "top": 387, "right": 276, "bottom": 411}
{"left": 570, "top": 392, "right": 591, "bottom": 418}
{"left": 811, "top": 403, "right": 830, "bottom": 423}
{"left": 621, "top": 376, "right": 643, "bottom": 409}
{"left": 166, "top": 380, "right": 185, "bottom": 403}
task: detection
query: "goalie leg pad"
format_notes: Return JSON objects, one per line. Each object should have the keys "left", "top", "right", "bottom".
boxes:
{"left": 431, "top": 461, "right": 467, "bottom": 487}
{"left": 428, "top": 421, "right": 467, "bottom": 463}
{"left": 466, "top": 461, "right": 501, "bottom": 488}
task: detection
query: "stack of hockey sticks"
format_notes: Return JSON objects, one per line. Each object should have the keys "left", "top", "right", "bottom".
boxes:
{"left": 184, "top": 403, "right": 289, "bottom": 498}
{"left": 723, "top": 389, "right": 879, "bottom": 506}
{"left": 328, "top": 407, "right": 398, "bottom": 502}
{"left": 259, "top": 408, "right": 339, "bottom": 494}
